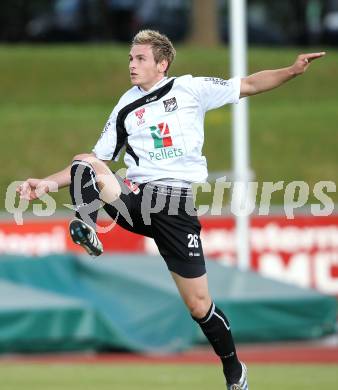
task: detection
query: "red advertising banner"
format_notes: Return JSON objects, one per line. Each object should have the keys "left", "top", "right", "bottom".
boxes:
{"left": 0, "top": 216, "right": 337, "bottom": 295}
{"left": 0, "top": 220, "right": 144, "bottom": 256}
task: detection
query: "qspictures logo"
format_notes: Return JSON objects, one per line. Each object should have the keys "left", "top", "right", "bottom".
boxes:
{"left": 148, "top": 122, "right": 183, "bottom": 160}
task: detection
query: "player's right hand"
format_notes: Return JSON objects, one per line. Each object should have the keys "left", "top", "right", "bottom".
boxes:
{"left": 16, "top": 178, "right": 49, "bottom": 201}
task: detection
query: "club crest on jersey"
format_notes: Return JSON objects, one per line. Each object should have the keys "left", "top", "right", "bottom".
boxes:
{"left": 163, "top": 97, "right": 178, "bottom": 112}
{"left": 135, "top": 107, "right": 145, "bottom": 126}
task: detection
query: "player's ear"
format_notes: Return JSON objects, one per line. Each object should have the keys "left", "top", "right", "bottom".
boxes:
{"left": 158, "top": 59, "right": 168, "bottom": 74}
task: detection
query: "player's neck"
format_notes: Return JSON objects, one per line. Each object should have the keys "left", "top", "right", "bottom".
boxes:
{"left": 139, "top": 76, "right": 167, "bottom": 92}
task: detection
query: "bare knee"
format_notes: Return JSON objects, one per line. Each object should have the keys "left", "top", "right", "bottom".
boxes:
{"left": 185, "top": 293, "right": 212, "bottom": 319}
{"left": 72, "top": 153, "right": 94, "bottom": 164}
{"left": 72, "top": 153, "right": 121, "bottom": 203}
{"left": 72, "top": 153, "right": 104, "bottom": 174}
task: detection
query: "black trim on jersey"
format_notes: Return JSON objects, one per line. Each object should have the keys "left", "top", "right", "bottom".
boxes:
{"left": 113, "top": 78, "right": 176, "bottom": 165}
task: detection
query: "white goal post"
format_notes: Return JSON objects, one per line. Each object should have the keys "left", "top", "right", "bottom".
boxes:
{"left": 230, "top": 0, "right": 251, "bottom": 270}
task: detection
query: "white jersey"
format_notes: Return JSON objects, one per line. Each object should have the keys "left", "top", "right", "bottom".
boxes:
{"left": 93, "top": 75, "right": 240, "bottom": 184}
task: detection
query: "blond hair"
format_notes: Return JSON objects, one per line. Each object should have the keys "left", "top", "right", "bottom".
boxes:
{"left": 132, "top": 30, "right": 176, "bottom": 75}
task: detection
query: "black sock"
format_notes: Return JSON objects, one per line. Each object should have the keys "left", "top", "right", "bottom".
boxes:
{"left": 192, "top": 302, "right": 242, "bottom": 383}
{"left": 69, "top": 160, "right": 102, "bottom": 229}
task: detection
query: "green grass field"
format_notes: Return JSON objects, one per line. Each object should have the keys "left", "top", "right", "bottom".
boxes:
{"left": 0, "top": 363, "right": 337, "bottom": 390}
{"left": 0, "top": 45, "right": 337, "bottom": 209}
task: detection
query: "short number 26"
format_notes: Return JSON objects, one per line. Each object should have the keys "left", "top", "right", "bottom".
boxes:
{"left": 187, "top": 233, "right": 199, "bottom": 248}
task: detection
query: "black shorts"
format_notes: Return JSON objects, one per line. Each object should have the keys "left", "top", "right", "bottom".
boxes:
{"left": 103, "top": 176, "right": 206, "bottom": 278}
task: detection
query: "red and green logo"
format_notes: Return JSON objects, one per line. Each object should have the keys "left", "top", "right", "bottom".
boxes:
{"left": 149, "top": 123, "right": 173, "bottom": 148}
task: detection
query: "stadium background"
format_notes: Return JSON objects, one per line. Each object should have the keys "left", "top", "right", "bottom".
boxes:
{"left": 0, "top": 1, "right": 337, "bottom": 389}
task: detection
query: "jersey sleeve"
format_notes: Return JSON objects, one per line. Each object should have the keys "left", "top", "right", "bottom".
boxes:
{"left": 92, "top": 107, "right": 124, "bottom": 161}
{"left": 191, "top": 76, "right": 241, "bottom": 111}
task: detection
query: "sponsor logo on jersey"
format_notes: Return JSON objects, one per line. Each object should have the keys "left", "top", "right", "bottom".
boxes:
{"left": 135, "top": 107, "right": 145, "bottom": 126}
{"left": 163, "top": 97, "right": 178, "bottom": 112}
{"left": 148, "top": 122, "right": 183, "bottom": 161}
{"left": 204, "top": 77, "right": 229, "bottom": 86}
{"left": 149, "top": 147, "right": 183, "bottom": 161}
{"left": 99, "top": 120, "right": 111, "bottom": 139}
{"left": 149, "top": 122, "right": 173, "bottom": 148}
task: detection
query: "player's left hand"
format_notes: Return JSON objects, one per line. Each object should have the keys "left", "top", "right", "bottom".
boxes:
{"left": 290, "top": 52, "right": 326, "bottom": 76}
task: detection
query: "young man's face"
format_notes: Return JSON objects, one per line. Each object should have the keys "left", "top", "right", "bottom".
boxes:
{"left": 129, "top": 44, "right": 168, "bottom": 91}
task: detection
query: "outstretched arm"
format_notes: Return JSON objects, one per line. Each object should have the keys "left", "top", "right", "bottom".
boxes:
{"left": 16, "top": 165, "right": 72, "bottom": 201}
{"left": 16, "top": 153, "right": 110, "bottom": 201}
{"left": 240, "top": 52, "right": 326, "bottom": 98}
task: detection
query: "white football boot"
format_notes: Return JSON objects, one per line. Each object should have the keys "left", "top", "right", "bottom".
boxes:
{"left": 227, "top": 363, "right": 248, "bottom": 390}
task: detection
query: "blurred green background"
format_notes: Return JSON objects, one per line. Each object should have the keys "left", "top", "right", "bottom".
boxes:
{"left": 0, "top": 363, "right": 337, "bottom": 390}
{"left": 0, "top": 44, "right": 337, "bottom": 209}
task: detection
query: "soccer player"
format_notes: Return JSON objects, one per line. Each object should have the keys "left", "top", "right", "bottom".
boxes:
{"left": 17, "top": 30, "right": 325, "bottom": 389}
